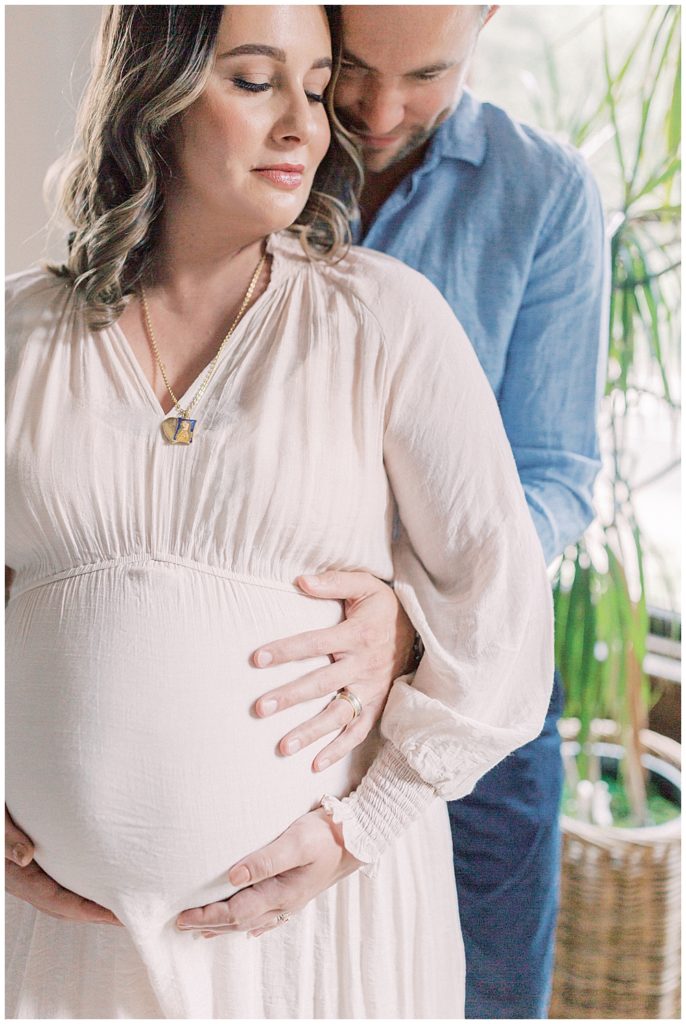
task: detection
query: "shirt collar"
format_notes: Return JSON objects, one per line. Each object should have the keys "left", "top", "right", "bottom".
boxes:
{"left": 426, "top": 88, "right": 487, "bottom": 168}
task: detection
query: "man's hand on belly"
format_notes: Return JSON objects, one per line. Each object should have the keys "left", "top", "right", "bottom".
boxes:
{"left": 252, "top": 570, "right": 416, "bottom": 768}
{"left": 175, "top": 807, "right": 361, "bottom": 937}
{"left": 5, "top": 807, "right": 121, "bottom": 926}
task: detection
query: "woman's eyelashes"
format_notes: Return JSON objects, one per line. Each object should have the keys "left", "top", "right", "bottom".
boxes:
{"left": 231, "top": 78, "right": 326, "bottom": 104}
{"left": 232, "top": 77, "right": 270, "bottom": 93}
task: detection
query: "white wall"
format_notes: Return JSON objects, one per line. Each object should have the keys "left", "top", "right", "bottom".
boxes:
{"left": 5, "top": 5, "right": 103, "bottom": 274}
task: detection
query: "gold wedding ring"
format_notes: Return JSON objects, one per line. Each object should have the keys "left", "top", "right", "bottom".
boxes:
{"left": 333, "top": 688, "right": 363, "bottom": 720}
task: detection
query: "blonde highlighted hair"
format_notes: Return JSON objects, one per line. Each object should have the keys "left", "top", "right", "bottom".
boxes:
{"left": 48, "top": 5, "right": 362, "bottom": 329}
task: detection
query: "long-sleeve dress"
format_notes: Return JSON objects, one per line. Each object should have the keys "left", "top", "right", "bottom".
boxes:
{"left": 5, "top": 230, "right": 554, "bottom": 1019}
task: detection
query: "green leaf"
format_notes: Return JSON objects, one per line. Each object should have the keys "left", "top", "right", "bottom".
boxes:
{"left": 634, "top": 156, "right": 681, "bottom": 201}
{"left": 666, "top": 48, "right": 681, "bottom": 154}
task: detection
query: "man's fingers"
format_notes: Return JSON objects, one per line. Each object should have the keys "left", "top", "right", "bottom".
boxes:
{"left": 5, "top": 807, "right": 34, "bottom": 866}
{"left": 253, "top": 620, "right": 356, "bottom": 671}
{"left": 295, "top": 570, "right": 384, "bottom": 602}
{"left": 255, "top": 660, "right": 349, "bottom": 717}
{"left": 277, "top": 696, "right": 355, "bottom": 760}
{"left": 311, "top": 715, "right": 372, "bottom": 772}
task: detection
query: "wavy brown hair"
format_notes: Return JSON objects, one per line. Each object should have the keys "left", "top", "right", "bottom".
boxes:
{"left": 48, "top": 5, "right": 362, "bottom": 329}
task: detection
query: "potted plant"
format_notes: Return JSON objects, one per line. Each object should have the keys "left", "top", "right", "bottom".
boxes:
{"left": 538, "top": 7, "right": 681, "bottom": 1019}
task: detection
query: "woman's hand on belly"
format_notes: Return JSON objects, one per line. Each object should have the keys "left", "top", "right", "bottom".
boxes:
{"left": 5, "top": 806, "right": 121, "bottom": 926}
{"left": 175, "top": 807, "right": 361, "bottom": 937}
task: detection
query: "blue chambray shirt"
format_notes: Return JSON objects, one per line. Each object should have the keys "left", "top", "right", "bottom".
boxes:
{"left": 355, "top": 90, "right": 609, "bottom": 565}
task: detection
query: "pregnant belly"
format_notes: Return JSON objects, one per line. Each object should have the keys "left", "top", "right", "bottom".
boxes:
{"left": 6, "top": 560, "right": 376, "bottom": 926}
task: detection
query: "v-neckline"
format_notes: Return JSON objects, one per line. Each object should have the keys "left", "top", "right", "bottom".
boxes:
{"left": 109, "top": 316, "right": 208, "bottom": 418}
{"left": 107, "top": 238, "right": 281, "bottom": 419}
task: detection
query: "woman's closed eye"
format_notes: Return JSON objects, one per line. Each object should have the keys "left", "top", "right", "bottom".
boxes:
{"left": 232, "top": 77, "right": 270, "bottom": 93}
{"left": 232, "top": 77, "right": 326, "bottom": 104}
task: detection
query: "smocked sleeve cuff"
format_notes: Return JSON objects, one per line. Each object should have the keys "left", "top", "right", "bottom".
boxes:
{"left": 321, "top": 741, "right": 437, "bottom": 877}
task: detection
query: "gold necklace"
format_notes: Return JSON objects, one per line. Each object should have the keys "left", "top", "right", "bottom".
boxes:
{"left": 140, "top": 251, "right": 266, "bottom": 445}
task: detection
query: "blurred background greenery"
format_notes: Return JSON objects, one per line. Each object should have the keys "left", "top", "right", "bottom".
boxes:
{"left": 477, "top": 5, "right": 680, "bottom": 821}
{"left": 476, "top": 4, "right": 680, "bottom": 619}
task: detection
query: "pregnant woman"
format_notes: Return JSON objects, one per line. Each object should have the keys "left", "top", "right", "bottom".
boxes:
{"left": 6, "top": 5, "right": 554, "bottom": 1019}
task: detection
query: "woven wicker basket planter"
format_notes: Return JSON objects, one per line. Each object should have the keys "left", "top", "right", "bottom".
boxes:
{"left": 550, "top": 729, "right": 681, "bottom": 1020}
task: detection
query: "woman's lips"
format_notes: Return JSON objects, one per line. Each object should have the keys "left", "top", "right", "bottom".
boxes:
{"left": 252, "top": 165, "right": 305, "bottom": 190}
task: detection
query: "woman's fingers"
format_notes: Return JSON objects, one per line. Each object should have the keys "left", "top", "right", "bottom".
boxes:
{"left": 5, "top": 806, "right": 34, "bottom": 866}
{"left": 177, "top": 877, "right": 293, "bottom": 933}
{"left": 228, "top": 825, "right": 308, "bottom": 888}
{"left": 177, "top": 808, "right": 359, "bottom": 938}
{"left": 188, "top": 879, "right": 293, "bottom": 933}
{"left": 176, "top": 824, "right": 308, "bottom": 932}
{"left": 235, "top": 905, "right": 290, "bottom": 936}
{"left": 200, "top": 907, "right": 288, "bottom": 938}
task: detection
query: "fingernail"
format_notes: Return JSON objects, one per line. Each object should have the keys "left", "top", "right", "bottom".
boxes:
{"left": 255, "top": 650, "right": 273, "bottom": 667}
{"left": 315, "top": 758, "right": 330, "bottom": 772}
{"left": 258, "top": 698, "right": 277, "bottom": 716}
{"left": 301, "top": 575, "right": 320, "bottom": 588}
{"left": 284, "top": 738, "right": 301, "bottom": 755}
{"left": 229, "top": 865, "right": 250, "bottom": 885}
{"left": 12, "top": 843, "right": 30, "bottom": 865}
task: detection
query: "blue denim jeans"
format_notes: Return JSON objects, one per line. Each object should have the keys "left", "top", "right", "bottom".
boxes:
{"left": 448, "top": 672, "right": 564, "bottom": 1019}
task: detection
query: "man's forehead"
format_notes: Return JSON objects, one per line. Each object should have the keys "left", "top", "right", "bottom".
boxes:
{"left": 341, "top": 5, "right": 479, "bottom": 71}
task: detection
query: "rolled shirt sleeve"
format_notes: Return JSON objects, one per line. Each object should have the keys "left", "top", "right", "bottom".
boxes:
{"left": 498, "top": 156, "right": 609, "bottom": 565}
{"left": 323, "top": 272, "right": 555, "bottom": 866}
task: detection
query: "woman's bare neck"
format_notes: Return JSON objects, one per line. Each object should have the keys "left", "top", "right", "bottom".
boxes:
{"left": 149, "top": 209, "right": 267, "bottom": 312}
{"left": 115, "top": 205, "right": 272, "bottom": 413}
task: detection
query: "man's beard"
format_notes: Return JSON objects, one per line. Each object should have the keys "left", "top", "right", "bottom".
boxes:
{"left": 341, "top": 105, "right": 454, "bottom": 173}
{"left": 372, "top": 124, "right": 437, "bottom": 171}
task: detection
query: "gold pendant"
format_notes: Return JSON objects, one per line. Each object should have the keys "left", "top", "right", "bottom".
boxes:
{"left": 162, "top": 417, "right": 196, "bottom": 445}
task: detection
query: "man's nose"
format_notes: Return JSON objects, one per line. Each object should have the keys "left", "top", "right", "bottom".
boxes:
{"left": 359, "top": 80, "right": 404, "bottom": 136}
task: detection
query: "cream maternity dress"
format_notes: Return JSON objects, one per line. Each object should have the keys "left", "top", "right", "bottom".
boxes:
{"left": 6, "top": 232, "right": 554, "bottom": 1019}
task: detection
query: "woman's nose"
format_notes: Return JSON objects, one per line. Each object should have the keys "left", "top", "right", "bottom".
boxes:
{"left": 358, "top": 80, "right": 404, "bottom": 136}
{"left": 273, "top": 89, "right": 316, "bottom": 146}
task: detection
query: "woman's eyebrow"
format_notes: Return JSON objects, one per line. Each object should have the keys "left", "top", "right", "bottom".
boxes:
{"left": 218, "top": 44, "right": 332, "bottom": 70}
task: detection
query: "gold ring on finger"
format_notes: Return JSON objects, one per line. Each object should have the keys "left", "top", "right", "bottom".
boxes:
{"left": 276, "top": 911, "right": 291, "bottom": 924}
{"left": 332, "top": 687, "right": 363, "bottom": 720}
